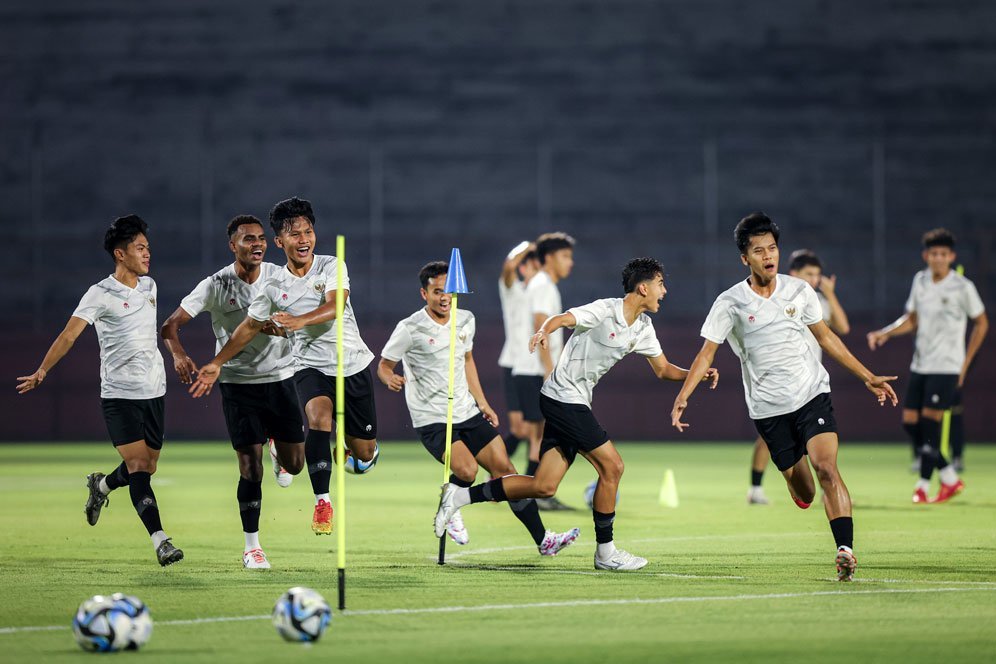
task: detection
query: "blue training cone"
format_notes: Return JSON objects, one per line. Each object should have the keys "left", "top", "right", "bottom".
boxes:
{"left": 444, "top": 247, "right": 471, "bottom": 294}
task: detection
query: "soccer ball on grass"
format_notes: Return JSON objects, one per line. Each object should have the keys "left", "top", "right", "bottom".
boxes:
{"left": 72, "top": 593, "right": 152, "bottom": 652}
{"left": 272, "top": 586, "right": 332, "bottom": 642}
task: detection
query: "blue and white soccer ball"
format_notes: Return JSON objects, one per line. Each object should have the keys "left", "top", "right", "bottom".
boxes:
{"left": 272, "top": 587, "right": 332, "bottom": 643}
{"left": 344, "top": 443, "right": 379, "bottom": 475}
{"left": 72, "top": 593, "right": 153, "bottom": 652}
{"left": 583, "top": 479, "right": 620, "bottom": 509}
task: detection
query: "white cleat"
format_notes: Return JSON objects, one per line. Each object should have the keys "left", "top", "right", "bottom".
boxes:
{"left": 747, "top": 486, "right": 769, "bottom": 505}
{"left": 539, "top": 528, "right": 581, "bottom": 556}
{"left": 446, "top": 509, "right": 469, "bottom": 545}
{"left": 243, "top": 548, "right": 271, "bottom": 569}
{"left": 594, "top": 548, "right": 648, "bottom": 571}
{"left": 433, "top": 483, "right": 459, "bottom": 538}
{"left": 269, "top": 439, "right": 292, "bottom": 488}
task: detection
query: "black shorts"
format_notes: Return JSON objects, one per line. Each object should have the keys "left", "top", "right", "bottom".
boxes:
{"left": 904, "top": 372, "right": 959, "bottom": 411}
{"left": 101, "top": 397, "right": 165, "bottom": 450}
{"left": 219, "top": 378, "right": 304, "bottom": 449}
{"left": 753, "top": 393, "right": 837, "bottom": 472}
{"left": 502, "top": 368, "right": 521, "bottom": 413}
{"left": 513, "top": 374, "right": 544, "bottom": 422}
{"left": 416, "top": 412, "right": 500, "bottom": 464}
{"left": 293, "top": 367, "right": 378, "bottom": 439}
{"left": 538, "top": 394, "right": 610, "bottom": 466}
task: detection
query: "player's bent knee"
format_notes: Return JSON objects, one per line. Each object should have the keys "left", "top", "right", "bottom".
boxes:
{"left": 533, "top": 483, "right": 558, "bottom": 498}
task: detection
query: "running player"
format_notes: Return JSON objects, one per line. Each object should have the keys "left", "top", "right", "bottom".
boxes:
{"left": 498, "top": 241, "right": 539, "bottom": 458}
{"left": 190, "top": 197, "right": 379, "bottom": 536}
{"left": 672, "top": 213, "right": 898, "bottom": 582}
{"left": 16, "top": 215, "right": 183, "bottom": 566}
{"left": 747, "top": 249, "right": 851, "bottom": 505}
{"left": 379, "top": 261, "right": 579, "bottom": 554}
{"left": 867, "top": 228, "right": 987, "bottom": 504}
{"left": 161, "top": 214, "right": 305, "bottom": 568}
{"left": 435, "top": 258, "right": 716, "bottom": 570}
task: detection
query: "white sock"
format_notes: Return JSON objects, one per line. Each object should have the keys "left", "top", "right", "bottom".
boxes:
{"left": 596, "top": 541, "right": 617, "bottom": 559}
{"left": 98, "top": 477, "right": 111, "bottom": 495}
{"left": 838, "top": 545, "right": 853, "bottom": 554}
{"left": 244, "top": 531, "right": 260, "bottom": 552}
{"left": 151, "top": 530, "right": 168, "bottom": 549}
{"left": 453, "top": 487, "right": 471, "bottom": 508}
{"left": 938, "top": 465, "right": 958, "bottom": 485}
{"left": 915, "top": 479, "right": 930, "bottom": 491}
{"left": 315, "top": 493, "right": 330, "bottom": 505}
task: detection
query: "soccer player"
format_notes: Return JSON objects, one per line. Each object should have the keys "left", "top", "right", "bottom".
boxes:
{"left": 161, "top": 215, "right": 305, "bottom": 569}
{"left": 672, "top": 213, "right": 898, "bottom": 582}
{"left": 747, "top": 249, "right": 851, "bottom": 505}
{"left": 867, "top": 228, "right": 987, "bottom": 504}
{"left": 498, "top": 241, "right": 540, "bottom": 458}
{"left": 16, "top": 215, "right": 183, "bottom": 566}
{"left": 378, "top": 261, "right": 579, "bottom": 554}
{"left": 190, "top": 197, "right": 379, "bottom": 536}
{"left": 511, "top": 231, "right": 576, "bottom": 510}
{"left": 435, "top": 258, "right": 717, "bottom": 570}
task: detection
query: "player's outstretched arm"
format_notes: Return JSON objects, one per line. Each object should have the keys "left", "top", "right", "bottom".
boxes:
{"left": 867, "top": 312, "right": 916, "bottom": 350}
{"left": 161, "top": 307, "right": 199, "bottom": 385}
{"left": 670, "top": 340, "right": 720, "bottom": 432}
{"left": 464, "top": 351, "right": 498, "bottom": 427}
{"left": 959, "top": 312, "right": 989, "bottom": 388}
{"left": 529, "top": 312, "right": 576, "bottom": 354}
{"left": 810, "top": 320, "right": 898, "bottom": 406}
{"left": 189, "top": 316, "right": 265, "bottom": 398}
{"left": 16, "top": 316, "right": 89, "bottom": 394}
{"left": 271, "top": 289, "right": 350, "bottom": 332}
{"left": 647, "top": 352, "right": 719, "bottom": 386}
{"left": 501, "top": 241, "right": 532, "bottom": 288}
{"left": 376, "top": 358, "right": 405, "bottom": 392}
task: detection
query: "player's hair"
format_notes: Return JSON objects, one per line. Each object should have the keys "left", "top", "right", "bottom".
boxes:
{"left": 787, "top": 249, "right": 823, "bottom": 273}
{"left": 621, "top": 257, "right": 664, "bottom": 294}
{"left": 536, "top": 232, "right": 576, "bottom": 264}
{"left": 419, "top": 261, "right": 449, "bottom": 289}
{"left": 734, "top": 212, "right": 780, "bottom": 254}
{"left": 922, "top": 227, "right": 955, "bottom": 250}
{"left": 103, "top": 215, "right": 148, "bottom": 259}
{"left": 269, "top": 196, "right": 316, "bottom": 234}
{"left": 227, "top": 214, "right": 264, "bottom": 238}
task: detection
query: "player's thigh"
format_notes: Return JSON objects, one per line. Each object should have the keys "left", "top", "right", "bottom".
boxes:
{"left": 448, "top": 441, "right": 479, "bottom": 481}
{"left": 475, "top": 436, "right": 517, "bottom": 477}
{"left": 533, "top": 446, "right": 571, "bottom": 493}
{"left": 805, "top": 431, "right": 840, "bottom": 470}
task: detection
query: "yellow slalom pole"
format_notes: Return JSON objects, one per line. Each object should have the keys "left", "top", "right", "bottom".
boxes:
{"left": 335, "top": 235, "right": 347, "bottom": 609}
{"left": 940, "top": 264, "right": 964, "bottom": 460}
{"left": 438, "top": 292, "right": 459, "bottom": 565}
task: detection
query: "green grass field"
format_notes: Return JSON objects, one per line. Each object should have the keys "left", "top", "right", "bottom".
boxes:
{"left": 1, "top": 441, "right": 994, "bottom": 663}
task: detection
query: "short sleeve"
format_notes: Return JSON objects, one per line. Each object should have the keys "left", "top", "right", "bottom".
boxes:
{"left": 568, "top": 300, "right": 613, "bottom": 332}
{"left": 530, "top": 282, "right": 558, "bottom": 317}
{"left": 800, "top": 286, "right": 824, "bottom": 325}
{"left": 463, "top": 314, "right": 476, "bottom": 352}
{"left": 633, "top": 320, "right": 664, "bottom": 358}
{"left": 179, "top": 277, "right": 213, "bottom": 318}
{"left": 962, "top": 280, "right": 986, "bottom": 319}
{"left": 324, "top": 258, "right": 351, "bottom": 295}
{"left": 72, "top": 286, "right": 106, "bottom": 325}
{"left": 904, "top": 276, "right": 918, "bottom": 313}
{"left": 247, "top": 286, "right": 276, "bottom": 322}
{"left": 380, "top": 322, "right": 413, "bottom": 362}
{"left": 701, "top": 296, "right": 734, "bottom": 344}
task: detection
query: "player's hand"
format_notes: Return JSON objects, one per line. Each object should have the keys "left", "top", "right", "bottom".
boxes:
{"left": 15, "top": 368, "right": 47, "bottom": 394}
{"left": 864, "top": 375, "right": 898, "bottom": 406}
{"left": 866, "top": 330, "right": 888, "bottom": 351}
{"left": 271, "top": 312, "right": 305, "bottom": 332}
{"left": 480, "top": 404, "right": 499, "bottom": 427}
{"left": 819, "top": 274, "right": 837, "bottom": 296}
{"left": 671, "top": 397, "right": 690, "bottom": 432}
{"left": 528, "top": 330, "right": 548, "bottom": 353}
{"left": 189, "top": 363, "right": 221, "bottom": 398}
{"left": 957, "top": 370, "right": 967, "bottom": 389}
{"left": 385, "top": 374, "right": 405, "bottom": 392}
{"left": 701, "top": 367, "right": 720, "bottom": 389}
{"left": 260, "top": 320, "right": 287, "bottom": 337}
{"left": 172, "top": 354, "right": 199, "bottom": 384}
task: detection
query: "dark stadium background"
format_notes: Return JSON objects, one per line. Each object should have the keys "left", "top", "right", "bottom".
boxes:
{"left": 1, "top": 1, "right": 993, "bottom": 441}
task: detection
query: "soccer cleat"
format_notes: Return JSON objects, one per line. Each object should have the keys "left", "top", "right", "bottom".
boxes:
{"left": 835, "top": 546, "right": 857, "bottom": 582}
{"left": 269, "top": 440, "right": 292, "bottom": 488}
{"left": 912, "top": 487, "right": 930, "bottom": 504}
{"left": 433, "top": 483, "right": 459, "bottom": 538}
{"left": 539, "top": 528, "right": 581, "bottom": 556}
{"left": 84, "top": 472, "right": 110, "bottom": 526}
{"left": 747, "top": 486, "right": 769, "bottom": 505}
{"left": 312, "top": 499, "right": 333, "bottom": 535}
{"left": 156, "top": 539, "right": 184, "bottom": 567}
{"left": 930, "top": 479, "right": 965, "bottom": 504}
{"left": 242, "top": 548, "right": 271, "bottom": 569}
{"left": 535, "top": 496, "right": 577, "bottom": 511}
{"left": 446, "top": 509, "right": 469, "bottom": 545}
{"left": 791, "top": 495, "right": 811, "bottom": 510}
{"left": 594, "top": 548, "right": 648, "bottom": 571}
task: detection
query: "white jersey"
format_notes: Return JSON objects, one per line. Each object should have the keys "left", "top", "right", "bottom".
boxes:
{"left": 246, "top": 255, "right": 374, "bottom": 377}
{"left": 381, "top": 308, "right": 479, "bottom": 428}
{"left": 541, "top": 298, "right": 663, "bottom": 408}
{"left": 72, "top": 275, "right": 167, "bottom": 400}
{"left": 498, "top": 278, "right": 527, "bottom": 369}
{"left": 701, "top": 274, "right": 830, "bottom": 420}
{"left": 512, "top": 270, "right": 563, "bottom": 376}
{"left": 808, "top": 292, "right": 833, "bottom": 362}
{"left": 905, "top": 269, "right": 985, "bottom": 375}
{"left": 179, "top": 263, "right": 296, "bottom": 384}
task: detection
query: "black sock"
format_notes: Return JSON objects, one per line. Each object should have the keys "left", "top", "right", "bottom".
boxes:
{"left": 449, "top": 474, "right": 474, "bottom": 488}
{"left": 509, "top": 499, "right": 546, "bottom": 545}
{"left": 128, "top": 471, "right": 163, "bottom": 536}
{"left": 305, "top": 429, "right": 332, "bottom": 495}
{"left": 951, "top": 409, "right": 964, "bottom": 459}
{"left": 503, "top": 433, "right": 520, "bottom": 457}
{"left": 237, "top": 478, "right": 262, "bottom": 533}
{"left": 593, "top": 510, "right": 615, "bottom": 544}
{"left": 919, "top": 418, "right": 943, "bottom": 480}
{"left": 750, "top": 469, "right": 764, "bottom": 487}
{"left": 829, "top": 516, "right": 853, "bottom": 550}
{"left": 468, "top": 477, "right": 508, "bottom": 504}
{"left": 525, "top": 459, "right": 539, "bottom": 476}
{"left": 105, "top": 462, "right": 130, "bottom": 491}
{"left": 903, "top": 421, "right": 921, "bottom": 460}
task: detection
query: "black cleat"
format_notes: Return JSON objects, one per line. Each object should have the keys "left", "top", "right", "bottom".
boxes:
{"left": 84, "top": 473, "right": 109, "bottom": 526}
{"left": 156, "top": 539, "right": 184, "bottom": 567}
{"left": 535, "top": 496, "right": 577, "bottom": 511}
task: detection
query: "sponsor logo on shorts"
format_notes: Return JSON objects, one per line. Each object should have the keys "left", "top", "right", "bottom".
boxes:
{"left": 784, "top": 305, "right": 797, "bottom": 319}
{"left": 931, "top": 393, "right": 940, "bottom": 404}
{"left": 818, "top": 418, "right": 826, "bottom": 425}
{"left": 365, "top": 424, "right": 372, "bottom": 432}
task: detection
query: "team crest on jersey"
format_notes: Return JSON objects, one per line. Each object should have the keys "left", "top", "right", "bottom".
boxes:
{"left": 229, "top": 298, "right": 237, "bottom": 306}
{"left": 148, "top": 296, "right": 156, "bottom": 307}
{"left": 784, "top": 305, "right": 797, "bottom": 319}
{"left": 458, "top": 332, "right": 467, "bottom": 343}
{"left": 281, "top": 293, "right": 288, "bottom": 300}
{"left": 941, "top": 297, "right": 949, "bottom": 305}
{"left": 314, "top": 281, "right": 326, "bottom": 294}
{"left": 609, "top": 332, "right": 616, "bottom": 339}
{"left": 122, "top": 302, "right": 130, "bottom": 309}
{"left": 748, "top": 315, "right": 755, "bottom": 323}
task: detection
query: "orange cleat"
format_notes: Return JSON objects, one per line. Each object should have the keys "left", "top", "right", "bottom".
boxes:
{"left": 912, "top": 487, "right": 930, "bottom": 504}
{"left": 930, "top": 479, "right": 965, "bottom": 504}
{"left": 312, "top": 499, "right": 333, "bottom": 535}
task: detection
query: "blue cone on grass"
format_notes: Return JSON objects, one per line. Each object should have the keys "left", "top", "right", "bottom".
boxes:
{"left": 444, "top": 247, "right": 471, "bottom": 294}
